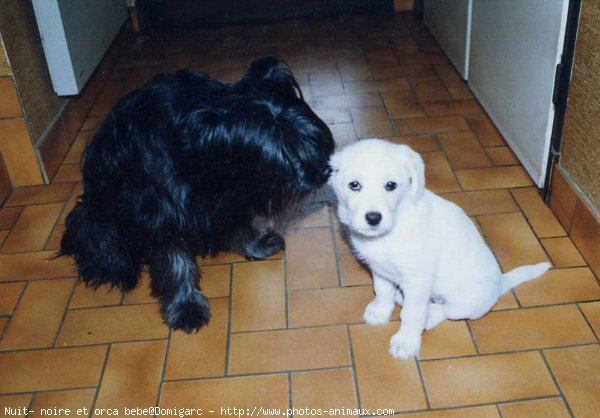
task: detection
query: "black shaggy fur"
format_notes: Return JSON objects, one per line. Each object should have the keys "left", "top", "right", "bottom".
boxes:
{"left": 60, "top": 57, "right": 334, "bottom": 332}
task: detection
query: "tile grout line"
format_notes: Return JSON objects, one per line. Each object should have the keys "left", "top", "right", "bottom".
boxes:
{"left": 576, "top": 302, "right": 600, "bottom": 342}
{"left": 26, "top": 391, "right": 35, "bottom": 417}
{"left": 0, "top": 317, "right": 8, "bottom": 341}
{"left": 66, "top": 294, "right": 228, "bottom": 311}
{"left": 436, "top": 66, "right": 454, "bottom": 104}
{"left": 465, "top": 319, "right": 481, "bottom": 355}
{"left": 41, "top": 211, "right": 65, "bottom": 253}
{"left": 65, "top": 300, "right": 159, "bottom": 311}
{"left": 287, "top": 372, "right": 293, "bottom": 417}
{"left": 381, "top": 83, "right": 416, "bottom": 131}
{"left": 386, "top": 393, "right": 567, "bottom": 417}
{"left": 41, "top": 182, "right": 78, "bottom": 252}
{"left": 434, "top": 131, "right": 465, "bottom": 192}
{"left": 414, "top": 357, "right": 431, "bottom": 409}
{"left": 511, "top": 286, "right": 525, "bottom": 309}
{"left": 89, "top": 344, "right": 112, "bottom": 417}
{"left": 496, "top": 393, "right": 566, "bottom": 409}
{"left": 539, "top": 239, "right": 589, "bottom": 270}
{"left": 0, "top": 205, "right": 24, "bottom": 254}
{"left": 326, "top": 203, "right": 344, "bottom": 288}
{"left": 3, "top": 192, "right": 78, "bottom": 210}
{"left": 539, "top": 349, "right": 576, "bottom": 418}
{"left": 5, "top": 278, "right": 29, "bottom": 316}
{"left": 224, "top": 263, "right": 234, "bottom": 376}
{"left": 283, "top": 231, "right": 290, "bottom": 329}
{"left": 345, "top": 325, "right": 363, "bottom": 411}
{"left": 154, "top": 327, "right": 172, "bottom": 417}
{"left": 508, "top": 187, "right": 563, "bottom": 262}
{"left": 417, "top": 341, "right": 600, "bottom": 363}
{"left": 2, "top": 274, "right": 424, "bottom": 292}
{"left": 229, "top": 322, "right": 364, "bottom": 335}
{"left": 51, "top": 278, "right": 78, "bottom": 348}
{"left": 31, "top": 303, "right": 566, "bottom": 353}
{"left": 350, "top": 114, "right": 361, "bottom": 143}
{"left": 472, "top": 214, "right": 515, "bottom": 289}
{"left": 334, "top": 61, "right": 346, "bottom": 99}
{"left": 0, "top": 274, "right": 80, "bottom": 284}
{"left": 391, "top": 78, "right": 415, "bottom": 136}
{"left": 436, "top": 207, "right": 520, "bottom": 217}
{"left": 0, "top": 280, "right": 26, "bottom": 341}
{"left": 504, "top": 191, "right": 555, "bottom": 309}
{"left": 0, "top": 336, "right": 169, "bottom": 355}
{"left": 163, "top": 369, "right": 293, "bottom": 385}
{"left": 441, "top": 183, "right": 538, "bottom": 193}
{"left": 197, "top": 254, "right": 284, "bottom": 267}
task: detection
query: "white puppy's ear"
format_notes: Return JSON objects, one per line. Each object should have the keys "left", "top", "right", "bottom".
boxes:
{"left": 400, "top": 146, "right": 425, "bottom": 203}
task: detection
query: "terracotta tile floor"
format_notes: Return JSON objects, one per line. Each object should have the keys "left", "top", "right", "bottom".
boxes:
{"left": 1, "top": 12, "right": 599, "bottom": 417}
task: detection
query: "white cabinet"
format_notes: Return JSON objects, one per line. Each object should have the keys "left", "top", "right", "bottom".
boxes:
{"left": 424, "top": 0, "right": 472, "bottom": 79}
{"left": 424, "top": 0, "right": 570, "bottom": 187}
{"left": 468, "top": 0, "right": 569, "bottom": 187}
{"left": 32, "top": 0, "right": 127, "bottom": 96}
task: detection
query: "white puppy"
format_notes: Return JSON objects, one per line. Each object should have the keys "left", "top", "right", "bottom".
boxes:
{"left": 329, "top": 139, "right": 550, "bottom": 359}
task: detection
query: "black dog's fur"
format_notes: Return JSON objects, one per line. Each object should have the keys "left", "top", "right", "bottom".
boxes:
{"left": 60, "top": 57, "right": 334, "bottom": 332}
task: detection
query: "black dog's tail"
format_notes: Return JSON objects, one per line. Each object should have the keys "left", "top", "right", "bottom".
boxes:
{"left": 60, "top": 200, "right": 141, "bottom": 292}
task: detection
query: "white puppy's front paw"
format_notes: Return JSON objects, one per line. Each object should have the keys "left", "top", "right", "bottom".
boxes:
{"left": 363, "top": 300, "right": 393, "bottom": 325}
{"left": 389, "top": 331, "right": 421, "bottom": 359}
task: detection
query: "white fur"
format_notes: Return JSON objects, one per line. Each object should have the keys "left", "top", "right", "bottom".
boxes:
{"left": 329, "top": 139, "right": 551, "bottom": 359}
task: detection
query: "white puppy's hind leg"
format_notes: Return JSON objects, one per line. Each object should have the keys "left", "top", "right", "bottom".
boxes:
{"left": 364, "top": 274, "right": 396, "bottom": 325}
{"left": 394, "top": 288, "right": 404, "bottom": 306}
{"left": 424, "top": 303, "right": 446, "bottom": 331}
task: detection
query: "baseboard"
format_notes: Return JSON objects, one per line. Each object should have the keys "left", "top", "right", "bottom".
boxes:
{"left": 549, "top": 165, "right": 600, "bottom": 277}
{"left": 136, "top": 0, "right": 395, "bottom": 30}
{"left": 37, "top": 37, "right": 120, "bottom": 182}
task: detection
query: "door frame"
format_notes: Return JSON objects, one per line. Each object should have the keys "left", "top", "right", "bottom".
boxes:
{"left": 542, "top": 0, "right": 583, "bottom": 200}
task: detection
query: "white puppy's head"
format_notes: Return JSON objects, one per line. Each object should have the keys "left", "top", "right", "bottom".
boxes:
{"left": 329, "top": 139, "right": 425, "bottom": 237}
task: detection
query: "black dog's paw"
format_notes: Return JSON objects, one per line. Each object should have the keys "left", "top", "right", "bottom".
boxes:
{"left": 165, "top": 296, "right": 211, "bottom": 333}
{"left": 244, "top": 230, "right": 285, "bottom": 260}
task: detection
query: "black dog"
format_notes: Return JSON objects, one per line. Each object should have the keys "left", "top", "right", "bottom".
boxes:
{"left": 60, "top": 57, "right": 334, "bottom": 332}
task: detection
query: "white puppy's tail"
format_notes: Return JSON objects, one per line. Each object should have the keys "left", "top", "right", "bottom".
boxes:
{"left": 501, "top": 262, "right": 551, "bottom": 294}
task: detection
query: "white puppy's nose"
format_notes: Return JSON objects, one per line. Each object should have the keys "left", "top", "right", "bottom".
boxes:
{"left": 365, "top": 211, "right": 382, "bottom": 226}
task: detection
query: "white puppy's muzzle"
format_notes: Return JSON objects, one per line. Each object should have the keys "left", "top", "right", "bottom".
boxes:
{"left": 348, "top": 200, "right": 393, "bottom": 237}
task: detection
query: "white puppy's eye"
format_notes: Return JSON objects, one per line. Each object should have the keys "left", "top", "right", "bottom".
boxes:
{"left": 385, "top": 181, "right": 397, "bottom": 191}
{"left": 348, "top": 181, "right": 361, "bottom": 191}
